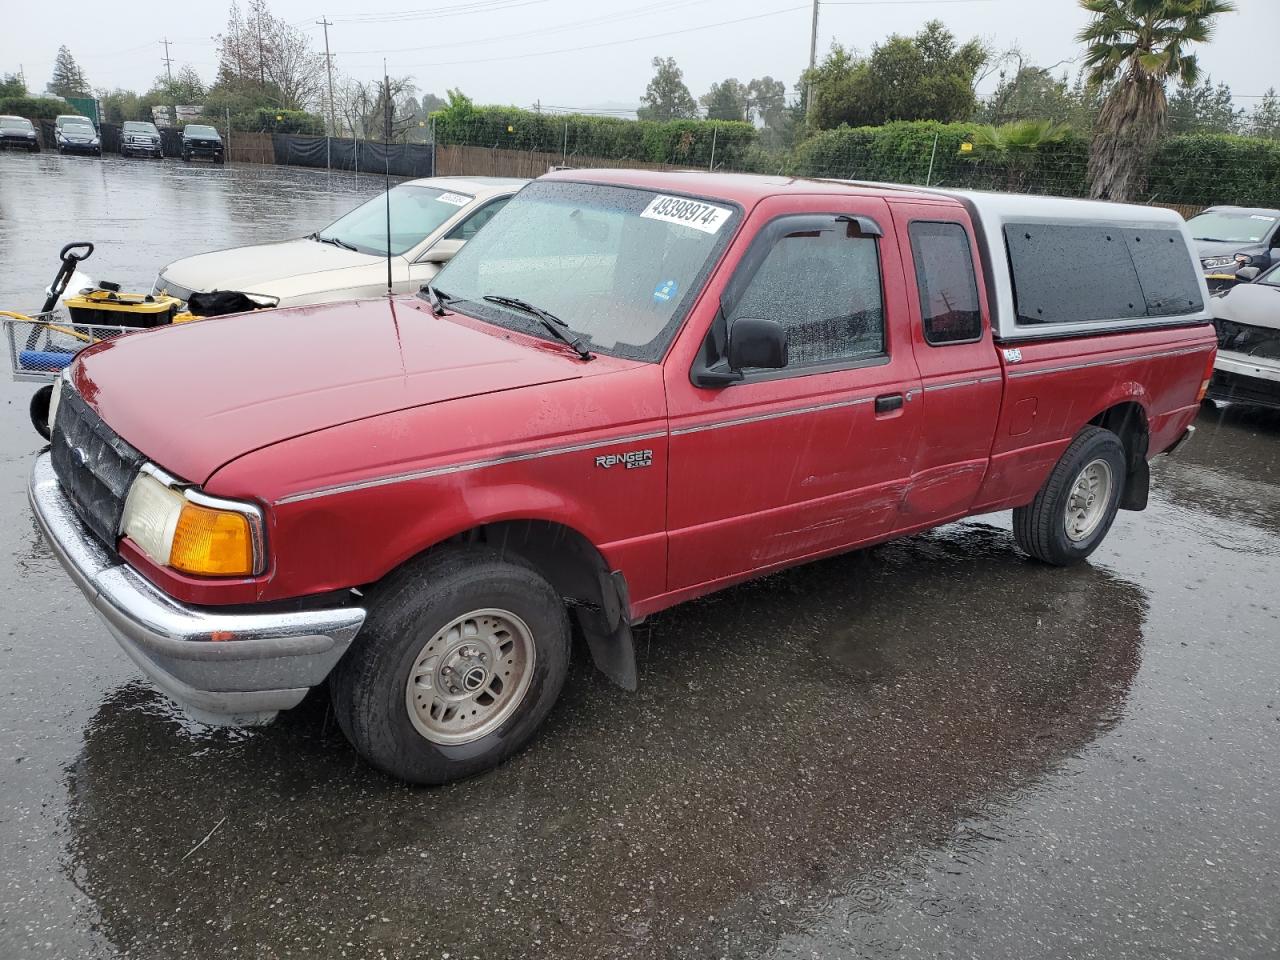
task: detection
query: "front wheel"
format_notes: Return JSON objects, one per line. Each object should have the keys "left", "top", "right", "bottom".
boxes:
{"left": 330, "top": 545, "right": 571, "bottom": 785}
{"left": 1012, "top": 426, "right": 1127, "bottom": 566}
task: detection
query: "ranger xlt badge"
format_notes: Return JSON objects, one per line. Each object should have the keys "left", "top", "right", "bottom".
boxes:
{"left": 595, "top": 449, "right": 653, "bottom": 470}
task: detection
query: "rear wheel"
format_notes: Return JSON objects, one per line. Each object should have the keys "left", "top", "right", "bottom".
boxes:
{"left": 330, "top": 545, "right": 571, "bottom": 785}
{"left": 1012, "top": 426, "right": 1127, "bottom": 566}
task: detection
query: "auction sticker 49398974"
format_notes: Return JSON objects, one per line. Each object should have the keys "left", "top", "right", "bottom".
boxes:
{"left": 641, "top": 195, "right": 732, "bottom": 234}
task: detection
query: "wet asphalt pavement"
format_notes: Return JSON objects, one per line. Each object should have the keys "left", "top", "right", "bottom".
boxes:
{"left": 1, "top": 153, "right": 1279, "bottom": 960}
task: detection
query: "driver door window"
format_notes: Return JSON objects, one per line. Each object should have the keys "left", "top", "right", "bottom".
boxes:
{"left": 728, "top": 217, "right": 886, "bottom": 372}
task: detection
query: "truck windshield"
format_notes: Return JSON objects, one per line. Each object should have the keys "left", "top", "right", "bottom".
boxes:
{"left": 318, "top": 184, "right": 473, "bottom": 257}
{"left": 124, "top": 122, "right": 157, "bottom": 134}
{"left": 431, "top": 180, "right": 739, "bottom": 362}
{"left": 1187, "top": 211, "right": 1277, "bottom": 244}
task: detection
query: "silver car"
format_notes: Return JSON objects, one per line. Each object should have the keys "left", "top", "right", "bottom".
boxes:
{"left": 1208, "top": 261, "right": 1280, "bottom": 410}
{"left": 155, "top": 176, "right": 527, "bottom": 307}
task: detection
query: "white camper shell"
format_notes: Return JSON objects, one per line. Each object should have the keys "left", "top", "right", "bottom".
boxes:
{"left": 837, "top": 183, "right": 1214, "bottom": 342}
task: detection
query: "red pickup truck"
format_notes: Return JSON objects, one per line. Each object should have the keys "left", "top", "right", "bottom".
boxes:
{"left": 29, "top": 170, "right": 1216, "bottom": 784}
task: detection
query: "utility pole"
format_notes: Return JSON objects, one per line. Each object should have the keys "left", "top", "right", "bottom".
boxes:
{"left": 805, "top": 0, "right": 819, "bottom": 119}
{"left": 255, "top": 10, "right": 266, "bottom": 86}
{"left": 317, "top": 16, "right": 337, "bottom": 137}
{"left": 160, "top": 38, "right": 174, "bottom": 84}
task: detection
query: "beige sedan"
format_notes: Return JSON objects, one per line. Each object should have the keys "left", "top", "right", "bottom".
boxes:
{"left": 154, "top": 176, "right": 527, "bottom": 308}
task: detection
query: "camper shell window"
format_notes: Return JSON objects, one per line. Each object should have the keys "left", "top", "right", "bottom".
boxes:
{"left": 1004, "top": 221, "right": 1204, "bottom": 328}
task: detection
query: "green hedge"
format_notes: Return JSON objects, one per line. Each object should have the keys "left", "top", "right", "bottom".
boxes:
{"left": 1148, "top": 135, "right": 1280, "bottom": 208}
{"left": 788, "top": 120, "right": 1280, "bottom": 207}
{"left": 431, "top": 104, "right": 758, "bottom": 168}
{"left": 789, "top": 120, "right": 1089, "bottom": 196}
{"left": 0, "top": 95, "right": 73, "bottom": 120}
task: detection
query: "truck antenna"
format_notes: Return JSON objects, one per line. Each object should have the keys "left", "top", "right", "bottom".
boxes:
{"left": 384, "top": 62, "right": 393, "bottom": 295}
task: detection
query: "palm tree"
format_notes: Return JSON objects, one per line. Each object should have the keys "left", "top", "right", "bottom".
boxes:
{"left": 1078, "top": 0, "right": 1235, "bottom": 201}
{"left": 962, "top": 120, "right": 1074, "bottom": 192}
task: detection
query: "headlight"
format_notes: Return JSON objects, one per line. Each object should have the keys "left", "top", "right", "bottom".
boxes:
{"left": 1202, "top": 256, "right": 1235, "bottom": 269}
{"left": 121, "top": 466, "right": 265, "bottom": 577}
{"left": 90, "top": 137, "right": 99, "bottom": 145}
{"left": 47, "top": 377, "right": 63, "bottom": 435}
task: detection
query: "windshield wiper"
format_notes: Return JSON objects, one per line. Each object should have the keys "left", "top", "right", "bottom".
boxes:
{"left": 312, "top": 233, "right": 357, "bottom": 251}
{"left": 482, "top": 295, "right": 594, "bottom": 361}
{"left": 422, "top": 284, "right": 453, "bottom": 316}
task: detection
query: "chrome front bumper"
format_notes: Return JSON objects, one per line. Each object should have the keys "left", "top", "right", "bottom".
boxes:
{"left": 29, "top": 453, "right": 365, "bottom": 724}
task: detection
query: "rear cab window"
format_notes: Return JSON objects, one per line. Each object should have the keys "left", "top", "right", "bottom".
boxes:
{"left": 908, "top": 221, "right": 982, "bottom": 345}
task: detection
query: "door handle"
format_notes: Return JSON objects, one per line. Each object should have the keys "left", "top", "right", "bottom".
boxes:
{"left": 874, "top": 393, "right": 904, "bottom": 414}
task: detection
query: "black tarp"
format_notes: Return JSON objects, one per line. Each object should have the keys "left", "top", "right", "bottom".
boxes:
{"left": 160, "top": 128, "right": 185, "bottom": 158}
{"left": 272, "top": 135, "right": 433, "bottom": 178}
{"left": 100, "top": 123, "right": 121, "bottom": 154}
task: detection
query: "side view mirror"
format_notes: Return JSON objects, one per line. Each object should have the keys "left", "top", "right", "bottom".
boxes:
{"left": 693, "top": 316, "right": 789, "bottom": 387}
{"left": 422, "top": 238, "right": 464, "bottom": 264}
{"left": 728, "top": 317, "right": 789, "bottom": 371}
{"left": 1235, "top": 266, "right": 1261, "bottom": 282}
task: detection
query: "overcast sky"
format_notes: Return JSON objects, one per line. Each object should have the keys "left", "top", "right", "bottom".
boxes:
{"left": 3, "top": 0, "right": 1272, "bottom": 115}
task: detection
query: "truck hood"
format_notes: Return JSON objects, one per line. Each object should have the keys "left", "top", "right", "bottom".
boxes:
{"left": 70, "top": 298, "right": 585, "bottom": 484}
{"left": 159, "top": 239, "right": 389, "bottom": 299}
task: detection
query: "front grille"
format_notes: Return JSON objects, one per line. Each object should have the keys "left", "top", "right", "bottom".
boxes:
{"left": 50, "top": 386, "right": 146, "bottom": 549}
{"left": 1214, "top": 318, "right": 1280, "bottom": 359}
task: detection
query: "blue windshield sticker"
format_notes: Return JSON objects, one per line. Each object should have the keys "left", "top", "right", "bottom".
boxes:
{"left": 653, "top": 279, "right": 678, "bottom": 304}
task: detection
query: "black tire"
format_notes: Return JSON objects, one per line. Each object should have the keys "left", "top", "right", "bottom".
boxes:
{"left": 1012, "top": 426, "right": 1127, "bottom": 566}
{"left": 30, "top": 385, "right": 53, "bottom": 441}
{"left": 330, "top": 545, "right": 571, "bottom": 785}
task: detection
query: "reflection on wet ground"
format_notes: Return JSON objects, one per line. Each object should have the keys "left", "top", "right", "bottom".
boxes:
{"left": 2, "top": 158, "right": 1279, "bottom": 959}
{"left": 62, "top": 527, "right": 1144, "bottom": 959}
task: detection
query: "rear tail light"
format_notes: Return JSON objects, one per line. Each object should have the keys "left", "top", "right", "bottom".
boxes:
{"left": 1196, "top": 348, "right": 1217, "bottom": 403}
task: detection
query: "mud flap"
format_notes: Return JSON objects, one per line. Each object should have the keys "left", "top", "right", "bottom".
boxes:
{"left": 575, "top": 570, "right": 638, "bottom": 691}
{"left": 1120, "top": 458, "right": 1149, "bottom": 511}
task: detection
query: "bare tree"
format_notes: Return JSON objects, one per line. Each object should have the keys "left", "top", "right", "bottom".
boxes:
{"left": 215, "top": 0, "right": 324, "bottom": 110}
{"left": 333, "top": 74, "right": 419, "bottom": 139}
{"left": 263, "top": 15, "right": 324, "bottom": 110}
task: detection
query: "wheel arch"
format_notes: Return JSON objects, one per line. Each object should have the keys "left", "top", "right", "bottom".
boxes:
{"left": 375, "top": 512, "right": 639, "bottom": 691}
{"left": 1088, "top": 399, "right": 1151, "bottom": 511}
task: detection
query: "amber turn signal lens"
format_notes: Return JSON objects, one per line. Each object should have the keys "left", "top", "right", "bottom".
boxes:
{"left": 169, "top": 502, "right": 255, "bottom": 576}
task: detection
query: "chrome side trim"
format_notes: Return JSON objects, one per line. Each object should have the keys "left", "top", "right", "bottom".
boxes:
{"left": 1006, "top": 345, "right": 1210, "bottom": 379}
{"left": 922, "top": 374, "right": 1004, "bottom": 393}
{"left": 275, "top": 429, "right": 668, "bottom": 505}
{"left": 669, "top": 395, "right": 874, "bottom": 437}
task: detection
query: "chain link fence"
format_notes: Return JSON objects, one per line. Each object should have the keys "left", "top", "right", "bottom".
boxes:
{"left": 31, "top": 113, "right": 1279, "bottom": 213}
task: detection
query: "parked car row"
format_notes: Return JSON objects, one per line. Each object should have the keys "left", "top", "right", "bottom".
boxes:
{"left": 1190, "top": 205, "right": 1280, "bottom": 292}
{"left": 0, "top": 115, "right": 40, "bottom": 151}
{"left": 0, "top": 115, "right": 224, "bottom": 161}
{"left": 25, "top": 168, "right": 1223, "bottom": 786}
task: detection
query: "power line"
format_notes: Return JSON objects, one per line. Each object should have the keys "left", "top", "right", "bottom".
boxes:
{"left": 331, "top": 0, "right": 554, "bottom": 25}
{"left": 345, "top": 4, "right": 812, "bottom": 69}
{"left": 337, "top": 0, "right": 722, "bottom": 56}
